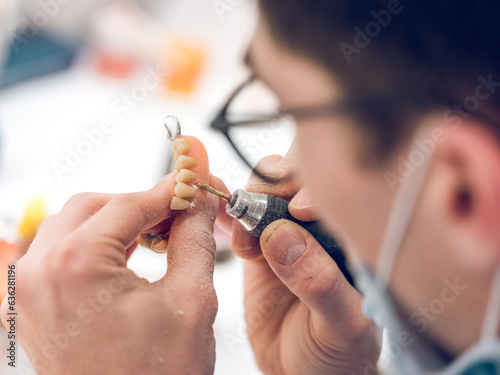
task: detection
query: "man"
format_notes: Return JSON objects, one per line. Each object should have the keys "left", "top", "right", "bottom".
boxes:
{"left": 3, "top": 1, "right": 499, "bottom": 374}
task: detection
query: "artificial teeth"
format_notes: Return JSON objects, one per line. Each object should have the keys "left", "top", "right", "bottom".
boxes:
{"left": 174, "top": 183, "right": 197, "bottom": 199}
{"left": 174, "top": 155, "right": 196, "bottom": 171}
{"left": 152, "top": 235, "right": 169, "bottom": 251}
{"left": 175, "top": 169, "right": 197, "bottom": 183}
{"left": 172, "top": 138, "right": 191, "bottom": 158}
{"left": 170, "top": 196, "right": 192, "bottom": 210}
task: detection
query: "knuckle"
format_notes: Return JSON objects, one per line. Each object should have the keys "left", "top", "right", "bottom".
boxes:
{"left": 62, "top": 192, "right": 110, "bottom": 217}
{"left": 177, "top": 224, "right": 217, "bottom": 259}
{"left": 178, "top": 284, "right": 218, "bottom": 322}
{"left": 253, "top": 351, "right": 280, "bottom": 375}
{"left": 254, "top": 155, "right": 283, "bottom": 170}
{"left": 110, "top": 194, "right": 144, "bottom": 221}
{"left": 36, "top": 214, "right": 57, "bottom": 232}
{"left": 14, "top": 259, "right": 32, "bottom": 306}
{"left": 111, "top": 193, "right": 138, "bottom": 206}
{"left": 191, "top": 231, "right": 217, "bottom": 258}
{"left": 64, "top": 192, "right": 97, "bottom": 208}
{"left": 46, "top": 234, "right": 88, "bottom": 280}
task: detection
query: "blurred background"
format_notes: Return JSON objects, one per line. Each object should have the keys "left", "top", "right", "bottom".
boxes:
{"left": 0, "top": 0, "right": 262, "bottom": 373}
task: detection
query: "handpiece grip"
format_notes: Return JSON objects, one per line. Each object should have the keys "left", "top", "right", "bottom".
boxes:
{"left": 249, "top": 195, "right": 355, "bottom": 287}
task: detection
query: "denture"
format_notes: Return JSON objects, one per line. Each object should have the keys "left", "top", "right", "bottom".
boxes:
{"left": 174, "top": 155, "right": 197, "bottom": 170}
{"left": 152, "top": 232, "right": 169, "bottom": 252}
{"left": 175, "top": 169, "right": 197, "bottom": 183}
{"left": 168, "top": 133, "right": 209, "bottom": 214}
{"left": 170, "top": 137, "right": 202, "bottom": 210}
{"left": 174, "top": 183, "right": 197, "bottom": 199}
{"left": 170, "top": 196, "right": 192, "bottom": 210}
{"left": 143, "top": 118, "right": 210, "bottom": 253}
{"left": 172, "top": 138, "right": 191, "bottom": 158}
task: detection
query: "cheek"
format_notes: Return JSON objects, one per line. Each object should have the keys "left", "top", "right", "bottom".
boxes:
{"left": 295, "top": 127, "right": 326, "bottom": 186}
{"left": 295, "top": 124, "right": 342, "bottom": 221}
{"left": 295, "top": 122, "right": 390, "bottom": 266}
{"left": 295, "top": 121, "right": 357, "bottom": 230}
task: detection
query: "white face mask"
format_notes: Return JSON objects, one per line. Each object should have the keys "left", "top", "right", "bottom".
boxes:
{"left": 353, "top": 129, "right": 500, "bottom": 375}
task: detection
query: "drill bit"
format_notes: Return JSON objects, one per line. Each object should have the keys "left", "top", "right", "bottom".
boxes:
{"left": 198, "top": 183, "right": 232, "bottom": 202}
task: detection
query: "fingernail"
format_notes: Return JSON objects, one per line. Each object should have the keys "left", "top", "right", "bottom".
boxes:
{"left": 233, "top": 225, "right": 260, "bottom": 251}
{"left": 260, "top": 165, "right": 285, "bottom": 180}
{"left": 288, "top": 191, "right": 314, "bottom": 210}
{"left": 264, "top": 222, "right": 306, "bottom": 266}
{"left": 272, "top": 156, "right": 295, "bottom": 179}
{"left": 268, "top": 165, "right": 285, "bottom": 178}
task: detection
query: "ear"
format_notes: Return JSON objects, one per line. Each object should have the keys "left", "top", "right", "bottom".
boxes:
{"left": 426, "top": 117, "right": 500, "bottom": 273}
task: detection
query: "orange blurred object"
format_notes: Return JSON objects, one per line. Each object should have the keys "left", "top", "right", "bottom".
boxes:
{"left": 163, "top": 38, "right": 207, "bottom": 95}
{"left": 0, "top": 242, "right": 18, "bottom": 302}
{"left": 96, "top": 53, "right": 139, "bottom": 79}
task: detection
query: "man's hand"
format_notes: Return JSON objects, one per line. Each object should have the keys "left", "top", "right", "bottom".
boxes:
{"left": 1, "top": 174, "right": 221, "bottom": 375}
{"left": 233, "top": 155, "right": 381, "bottom": 375}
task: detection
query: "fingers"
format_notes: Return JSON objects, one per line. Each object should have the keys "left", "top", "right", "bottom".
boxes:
{"left": 164, "top": 192, "right": 219, "bottom": 285}
{"left": 58, "top": 192, "right": 114, "bottom": 228}
{"left": 231, "top": 184, "right": 319, "bottom": 260}
{"left": 138, "top": 215, "right": 176, "bottom": 236}
{"left": 288, "top": 187, "right": 320, "bottom": 222}
{"left": 231, "top": 154, "right": 300, "bottom": 260}
{"left": 46, "top": 193, "right": 113, "bottom": 234}
{"left": 140, "top": 176, "right": 227, "bottom": 253}
{"left": 231, "top": 220, "right": 262, "bottom": 260}
{"left": 24, "top": 193, "right": 113, "bottom": 256}
{"left": 247, "top": 155, "right": 300, "bottom": 199}
{"left": 50, "top": 135, "right": 211, "bottom": 259}
{"left": 75, "top": 173, "right": 177, "bottom": 254}
{"left": 125, "top": 240, "right": 139, "bottom": 260}
{"left": 260, "top": 220, "right": 365, "bottom": 330}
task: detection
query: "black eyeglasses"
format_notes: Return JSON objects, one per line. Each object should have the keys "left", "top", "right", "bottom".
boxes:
{"left": 210, "top": 75, "right": 401, "bottom": 183}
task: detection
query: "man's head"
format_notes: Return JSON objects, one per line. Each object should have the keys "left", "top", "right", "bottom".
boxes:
{"left": 258, "top": 0, "right": 500, "bottom": 159}
{"left": 247, "top": 0, "right": 500, "bottom": 358}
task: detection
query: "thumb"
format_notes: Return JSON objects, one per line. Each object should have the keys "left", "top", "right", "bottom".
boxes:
{"left": 260, "top": 220, "right": 363, "bottom": 324}
{"left": 164, "top": 193, "right": 219, "bottom": 285}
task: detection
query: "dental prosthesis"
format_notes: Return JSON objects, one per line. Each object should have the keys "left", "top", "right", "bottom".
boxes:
{"left": 141, "top": 116, "right": 210, "bottom": 253}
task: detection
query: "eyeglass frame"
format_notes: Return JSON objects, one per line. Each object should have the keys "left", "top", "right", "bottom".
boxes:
{"left": 209, "top": 75, "right": 413, "bottom": 183}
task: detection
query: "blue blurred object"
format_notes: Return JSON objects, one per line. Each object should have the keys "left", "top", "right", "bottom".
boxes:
{"left": 1, "top": 32, "right": 79, "bottom": 88}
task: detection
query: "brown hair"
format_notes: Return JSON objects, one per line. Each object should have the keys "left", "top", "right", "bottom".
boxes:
{"left": 258, "top": 0, "right": 500, "bottom": 158}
